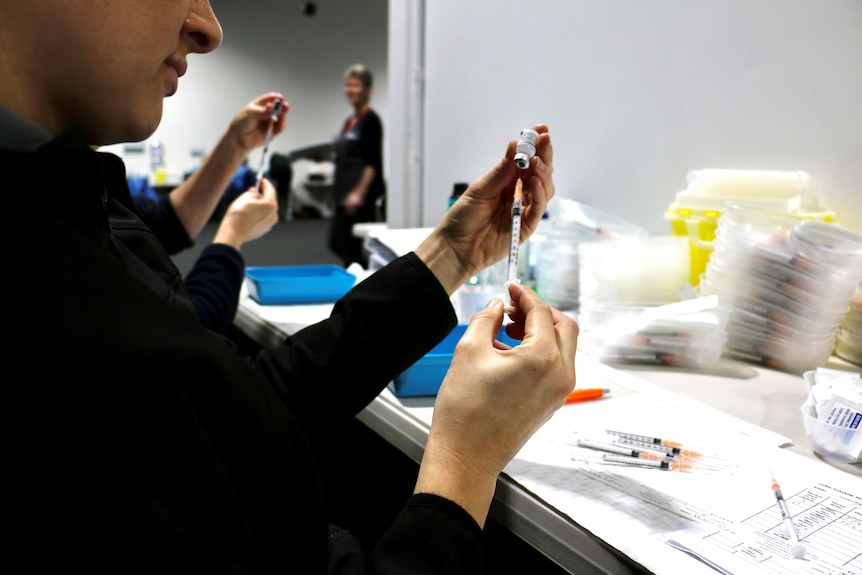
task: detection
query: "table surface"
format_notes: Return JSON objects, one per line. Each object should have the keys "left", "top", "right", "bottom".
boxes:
{"left": 234, "top": 292, "right": 861, "bottom": 575}
{"left": 234, "top": 226, "right": 861, "bottom": 574}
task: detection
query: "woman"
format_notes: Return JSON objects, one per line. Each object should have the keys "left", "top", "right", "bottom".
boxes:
{"left": 328, "top": 64, "right": 386, "bottom": 267}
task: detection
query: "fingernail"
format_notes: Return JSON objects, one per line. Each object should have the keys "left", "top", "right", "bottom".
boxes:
{"left": 486, "top": 298, "right": 501, "bottom": 308}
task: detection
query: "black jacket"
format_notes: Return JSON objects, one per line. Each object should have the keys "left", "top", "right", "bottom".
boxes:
{"left": 132, "top": 192, "right": 245, "bottom": 335}
{"left": 4, "top": 131, "right": 487, "bottom": 572}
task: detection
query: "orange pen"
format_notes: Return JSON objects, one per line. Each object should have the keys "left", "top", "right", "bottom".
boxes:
{"left": 565, "top": 388, "right": 610, "bottom": 404}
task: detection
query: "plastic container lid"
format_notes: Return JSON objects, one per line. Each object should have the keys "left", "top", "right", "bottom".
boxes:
{"left": 669, "top": 169, "right": 814, "bottom": 212}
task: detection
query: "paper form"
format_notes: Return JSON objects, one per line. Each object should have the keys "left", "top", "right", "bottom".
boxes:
{"left": 662, "top": 480, "right": 862, "bottom": 575}
{"left": 510, "top": 392, "right": 772, "bottom": 529}
{"left": 503, "top": 356, "right": 862, "bottom": 575}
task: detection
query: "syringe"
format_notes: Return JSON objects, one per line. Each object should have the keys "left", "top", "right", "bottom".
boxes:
{"left": 608, "top": 431, "right": 732, "bottom": 468}
{"left": 577, "top": 438, "right": 669, "bottom": 461}
{"left": 570, "top": 453, "right": 696, "bottom": 472}
{"left": 605, "top": 429, "right": 712, "bottom": 459}
{"left": 256, "top": 98, "right": 283, "bottom": 192}
{"left": 769, "top": 467, "right": 807, "bottom": 559}
{"left": 503, "top": 177, "right": 524, "bottom": 313}
{"left": 610, "top": 435, "right": 703, "bottom": 460}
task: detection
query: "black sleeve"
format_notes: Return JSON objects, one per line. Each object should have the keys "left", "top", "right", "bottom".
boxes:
{"left": 8, "top": 142, "right": 475, "bottom": 572}
{"left": 368, "top": 494, "right": 488, "bottom": 574}
{"left": 131, "top": 194, "right": 194, "bottom": 255}
{"left": 183, "top": 243, "right": 245, "bottom": 335}
{"left": 247, "top": 252, "right": 458, "bottom": 439}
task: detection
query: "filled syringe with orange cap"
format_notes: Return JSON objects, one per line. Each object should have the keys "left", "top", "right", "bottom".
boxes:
{"left": 577, "top": 438, "right": 675, "bottom": 462}
{"left": 605, "top": 430, "right": 732, "bottom": 468}
{"left": 574, "top": 437, "right": 713, "bottom": 470}
{"left": 571, "top": 450, "right": 697, "bottom": 472}
{"left": 606, "top": 430, "right": 706, "bottom": 459}
{"left": 600, "top": 454, "right": 696, "bottom": 472}
{"left": 503, "top": 177, "right": 524, "bottom": 313}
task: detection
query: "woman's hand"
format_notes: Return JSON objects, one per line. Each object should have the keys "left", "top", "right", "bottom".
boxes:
{"left": 414, "top": 282, "right": 578, "bottom": 527}
{"left": 212, "top": 179, "right": 279, "bottom": 250}
{"left": 169, "top": 93, "right": 288, "bottom": 240}
{"left": 415, "top": 124, "right": 554, "bottom": 295}
{"left": 226, "top": 92, "right": 289, "bottom": 154}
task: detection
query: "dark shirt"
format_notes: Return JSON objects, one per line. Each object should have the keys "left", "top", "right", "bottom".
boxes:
{"left": 3, "top": 106, "right": 488, "bottom": 573}
{"left": 333, "top": 108, "right": 385, "bottom": 207}
{"left": 132, "top": 193, "right": 244, "bottom": 334}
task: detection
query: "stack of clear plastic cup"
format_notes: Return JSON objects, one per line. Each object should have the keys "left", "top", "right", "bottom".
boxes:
{"left": 536, "top": 224, "right": 611, "bottom": 311}
{"left": 578, "top": 235, "right": 691, "bottom": 308}
{"left": 534, "top": 198, "right": 646, "bottom": 311}
{"left": 698, "top": 203, "right": 862, "bottom": 373}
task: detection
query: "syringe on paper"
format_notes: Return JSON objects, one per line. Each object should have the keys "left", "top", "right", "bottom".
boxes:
{"left": 572, "top": 435, "right": 728, "bottom": 472}
{"left": 769, "top": 467, "right": 807, "bottom": 559}
{"left": 605, "top": 429, "right": 731, "bottom": 465}
{"left": 503, "top": 177, "right": 524, "bottom": 314}
{"left": 256, "top": 98, "right": 283, "bottom": 192}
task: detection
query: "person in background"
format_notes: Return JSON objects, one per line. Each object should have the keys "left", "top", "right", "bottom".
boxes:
{"left": 268, "top": 152, "right": 295, "bottom": 220}
{"left": 3, "top": 2, "right": 577, "bottom": 574}
{"left": 132, "top": 94, "right": 286, "bottom": 333}
{"left": 328, "top": 63, "right": 386, "bottom": 268}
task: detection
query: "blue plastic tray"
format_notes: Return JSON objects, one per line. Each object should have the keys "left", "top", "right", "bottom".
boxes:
{"left": 391, "top": 324, "right": 521, "bottom": 397}
{"left": 245, "top": 265, "right": 356, "bottom": 305}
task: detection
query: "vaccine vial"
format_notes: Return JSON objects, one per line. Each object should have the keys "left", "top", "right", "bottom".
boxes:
{"left": 513, "top": 128, "right": 538, "bottom": 169}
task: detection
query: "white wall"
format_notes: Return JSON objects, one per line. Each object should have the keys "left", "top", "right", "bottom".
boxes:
{"left": 401, "top": 0, "right": 862, "bottom": 235}
{"left": 107, "top": 0, "right": 389, "bottom": 181}
{"left": 106, "top": 0, "right": 862, "bottom": 239}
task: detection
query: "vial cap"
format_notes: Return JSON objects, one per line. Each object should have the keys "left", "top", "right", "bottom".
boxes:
{"left": 514, "top": 153, "right": 531, "bottom": 169}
